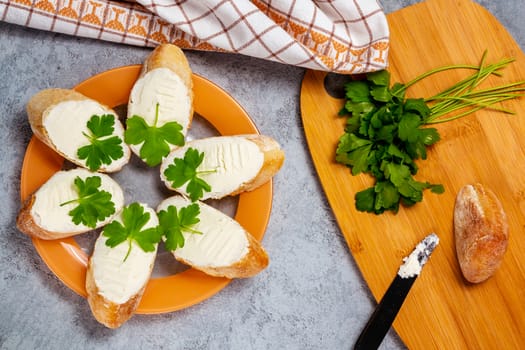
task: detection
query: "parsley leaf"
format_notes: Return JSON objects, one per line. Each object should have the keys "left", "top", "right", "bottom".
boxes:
{"left": 60, "top": 176, "right": 115, "bottom": 228}
{"left": 163, "top": 147, "right": 213, "bottom": 201}
{"left": 124, "top": 103, "right": 185, "bottom": 167}
{"left": 103, "top": 203, "right": 162, "bottom": 261}
{"left": 158, "top": 203, "right": 202, "bottom": 251}
{"left": 77, "top": 114, "right": 124, "bottom": 171}
{"left": 335, "top": 133, "right": 373, "bottom": 175}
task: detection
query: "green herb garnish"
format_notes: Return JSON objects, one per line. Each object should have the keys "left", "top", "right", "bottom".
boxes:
{"left": 337, "top": 51, "right": 525, "bottom": 214}
{"left": 102, "top": 203, "right": 162, "bottom": 262}
{"left": 77, "top": 114, "right": 123, "bottom": 171}
{"left": 60, "top": 176, "right": 116, "bottom": 228}
{"left": 158, "top": 203, "right": 202, "bottom": 251}
{"left": 163, "top": 147, "right": 213, "bottom": 201}
{"left": 124, "top": 103, "right": 185, "bottom": 167}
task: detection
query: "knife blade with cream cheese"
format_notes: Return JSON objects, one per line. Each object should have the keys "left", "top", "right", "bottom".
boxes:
{"left": 354, "top": 233, "right": 439, "bottom": 350}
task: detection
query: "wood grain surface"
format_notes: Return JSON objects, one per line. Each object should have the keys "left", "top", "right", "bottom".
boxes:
{"left": 300, "top": 0, "right": 525, "bottom": 348}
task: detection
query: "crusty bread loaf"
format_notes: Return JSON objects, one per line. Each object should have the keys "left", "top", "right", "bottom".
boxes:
{"left": 86, "top": 203, "right": 158, "bottom": 329}
{"left": 453, "top": 183, "right": 509, "bottom": 283}
{"left": 160, "top": 134, "right": 284, "bottom": 200}
{"left": 127, "top": 43, "right": 194, "bottom": 165}
{"left": 157, "top": 195, "right": 269, "bottom": 278}
{"left": 26, "top": 88, "right": 130, "bottom": 172}
{"left": 17, "top": 168, "right": 125, "bottom": 240}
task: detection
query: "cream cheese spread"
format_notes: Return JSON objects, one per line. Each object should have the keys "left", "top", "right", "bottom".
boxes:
{"left": 30, "top": 168, "right": 124, "bottom": 233}
{"left": 398, "top": 233, "right": 439, "bottom": 279}
{"left": 157, "top": 196, "right": 249, "bottom": 267}
{"left": 160, "top": 136, "right": 264, "bottom": 200}
{"left": 127, "top": 67, "right": 192, "bottom": 155}
{"left": 91, "top": 203, "right": 158, "bottom": 304}
{"left": 43, "top": 100, "right": 129, "bottom": 171}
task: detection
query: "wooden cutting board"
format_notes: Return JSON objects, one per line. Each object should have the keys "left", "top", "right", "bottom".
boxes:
{"left": 300, "top": 0, "right": 525, "bottom": 348}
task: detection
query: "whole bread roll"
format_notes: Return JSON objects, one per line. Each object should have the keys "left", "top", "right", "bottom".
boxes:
{"left": 453, "top": 183, "right": 509, "bottom": 283}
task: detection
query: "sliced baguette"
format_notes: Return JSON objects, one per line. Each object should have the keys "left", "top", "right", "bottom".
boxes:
{"left": 17, "top": 168, "right": 125, "bottom": 240}
{"left": 157, "top": 195, "right": 269, "bottom": 278}
{"left": 27, "top": 88, "right": 130, "bottom": 172}
{"left": 127, "top": 43, "right": 194, "bottom": 165}
{"left": 160, "top": 134, "right": 284, "bottom": 200}
{"left": 86, "top": 202, "right": 159, "bottom": 329}
{"left": 453, "top": 183, "right": 509, "bottom": 283}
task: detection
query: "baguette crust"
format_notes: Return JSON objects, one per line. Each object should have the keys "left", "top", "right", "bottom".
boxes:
{"left": 454, "top": 183, "right": 509, "bottom": 283}
{"left": 142, "top": 43, "right": 193, "bottom": 90}
{"left": 228, "top": 134, "right": 285, "bottom": 196}
{"left": 26, "top": 88, "right": 130, "bottom": 172}
{"left": 16, "top": 194, "right": 85, "bottom": 240}
{"left": 27, "top": 88, "right": 86, "bottom": 143}
{"left": 85, "top": 259, "right": 146, "bottom": 329}
{"left": 176, "top": 229, "right": 269, "bottom": 279}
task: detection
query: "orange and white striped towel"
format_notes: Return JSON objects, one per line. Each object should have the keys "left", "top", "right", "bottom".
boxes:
{"left": 0, "top": 0, "right": 389, "bottom": 73}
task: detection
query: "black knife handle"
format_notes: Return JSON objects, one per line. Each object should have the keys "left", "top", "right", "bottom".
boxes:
{"left": 353, "top": 275, "right": 416, "bottom": 350}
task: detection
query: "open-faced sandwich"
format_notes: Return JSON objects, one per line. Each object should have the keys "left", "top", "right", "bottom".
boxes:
{"left": 86, "top": 202, "right": 160, "bottom": 328}
{"left": 17, "top": 167, "right": 125, "bottom": 240}
{"left": 157, "top": 195, "right": 269, "bottom": 279}
{"left": 125, "top": 43, "right": 194, "bottom": 167}
{"left": 159, "top": 134, "right": 285, "bottom": 201}
{"left": 27, "top": 88, "right": 131, "bottom": 172}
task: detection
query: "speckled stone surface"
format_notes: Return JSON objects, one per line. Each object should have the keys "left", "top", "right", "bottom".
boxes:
{"left": 1, "top": 1, "right": 523, "bottom": 349}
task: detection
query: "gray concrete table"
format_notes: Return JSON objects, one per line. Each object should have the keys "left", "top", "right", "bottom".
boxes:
{"left": 1, "top": 1, "right": 522, "bottom": 349}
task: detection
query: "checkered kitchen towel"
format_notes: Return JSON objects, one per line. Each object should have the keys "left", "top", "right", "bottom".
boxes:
{"left": 0, "top": 0, "right": 389, "bottom": 73}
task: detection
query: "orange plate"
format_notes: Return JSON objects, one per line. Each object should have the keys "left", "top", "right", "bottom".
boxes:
{"left": 19, "top": 65, "right": 273, "bottom": 314}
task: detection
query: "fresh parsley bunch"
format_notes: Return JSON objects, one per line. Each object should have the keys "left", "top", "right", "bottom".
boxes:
{"left": 337, "top": 52, "right": 525, "bottom": 214}
{"left": 336, "top": 70, "right": 443, "bottom": 214}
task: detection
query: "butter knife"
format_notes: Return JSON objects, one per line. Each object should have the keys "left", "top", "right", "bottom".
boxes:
{"left": 354, "top": 233, "right": 439, "bottom": 350}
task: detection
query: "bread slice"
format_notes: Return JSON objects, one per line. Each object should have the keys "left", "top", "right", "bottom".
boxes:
{"left": 160, "top": 134, "right": 284, "bottom": 200}
{"left": 27, "top": 88, "right": 131, "bottom": 172}
{"left": 86, "top": 202, "right": 159, "bottom": 328}
{"left": 157, "top": 195, "right": 269, "bottom": 278}
{"left": 126, "top": 43, "right": 194, "bottom": 166}
{"left": 454, "top": 183, "right": 509, "bottom": 283}
{"left": 17, "top": 168, "right": 125, "bottom": 240}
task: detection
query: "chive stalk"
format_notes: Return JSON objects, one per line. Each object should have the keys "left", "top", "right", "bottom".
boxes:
{"left": 392, "top": 51, "right": 525, "bottom": 124}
